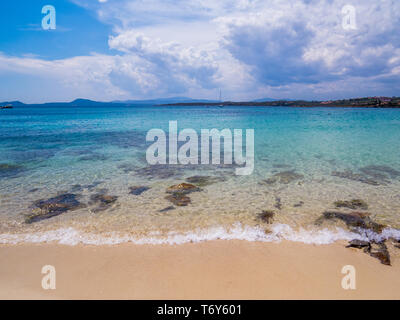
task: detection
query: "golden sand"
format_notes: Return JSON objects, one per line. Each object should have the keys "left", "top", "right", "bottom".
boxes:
{"left": 0, "top": 240, "right": 399, "bottom": 299}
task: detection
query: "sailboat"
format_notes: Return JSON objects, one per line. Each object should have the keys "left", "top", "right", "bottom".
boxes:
{"left": 218, "top": 89, "right": 223, "bottom": 107}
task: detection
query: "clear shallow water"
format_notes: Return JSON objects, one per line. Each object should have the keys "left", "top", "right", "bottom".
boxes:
{"left": 1, "top": 105, "right": 400, "bottom": 245}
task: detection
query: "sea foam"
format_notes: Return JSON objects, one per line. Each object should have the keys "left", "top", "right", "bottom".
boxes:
{"left": 1, "top": 223, "right": 399, "bottom": 246}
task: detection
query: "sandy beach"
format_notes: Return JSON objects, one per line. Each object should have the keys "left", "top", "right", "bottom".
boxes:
{"left": 1, "top": 240, "right": 399, "bottom": 300}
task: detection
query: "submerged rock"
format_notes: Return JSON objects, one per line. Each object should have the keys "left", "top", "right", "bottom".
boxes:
{"left": 166, "top": 183, "right": 200, "bottom": 195}
{"left": 90, "top": 193, "right": 118, "bottom": 204}
{"left": 26, "top": 193, "right": 83, "bottom": 224}
{"left": 334, "top": 199, "right": 368, "bottom": 210}
{"left": 134, "top": 165, "right": 182, "bottom": 180}
{"left": 165, "top": 193, "right": 191, "bottom": 206}
{"left": 159, "top": 206, "right": 175, "bottom": 213}
{"left": 89, "top": 193, "right": 118, "bottom": 212}
{"left": 272, "top": 164, "right": 292, "bottom": 169}
{"left": 118, "top": 163, "right": 137, "bottom": 173}
{"left": 258, "top": 210, "right": 275, "bottom": 224}
{"left": 274, "top": 197, "right": 282, "bottom": 210}
{"left": 84, "top": 181, "right": 103, "bottom": 190}
{"left": 332, "top": 170, "right": 380, "bottom": 186}
{"left": 0, "top": 163, "right": 25, "bottom": 178}
{"left": 185, "top": 175, "right": 224, "bottom": 187}
{"left": 360, "top": 165, "right": 400, "bottom": 180}
{"left": 316, "top": 210, "right": 385, "bottom": 233}
{"left": 70, "top": 184, "right": 83, "bottom": 192}
{"left": 129, "top": 186, "right": 150, "bottom": 195}
{"left": 293, "top": 201, "right": 304, "bottom": 208}
{"left": 0, "top": 163, "right": 22, "bottom": 171}
{"left": 263, "top": 170, "right": 304, "bottom": 185}
{"left": 79, "top": 153, "right": 108, "bottom": 161}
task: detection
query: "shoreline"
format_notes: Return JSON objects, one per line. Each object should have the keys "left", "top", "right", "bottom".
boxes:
{"left": 1, "top": 240, "right": 399, "bottom": 299}
{"left": 159, "top": 104, "right": 400, "bottom": 108}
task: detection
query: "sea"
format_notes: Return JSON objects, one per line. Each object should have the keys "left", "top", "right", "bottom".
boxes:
{"left": 1, "top": 105, "right": 400, "bottom": 245}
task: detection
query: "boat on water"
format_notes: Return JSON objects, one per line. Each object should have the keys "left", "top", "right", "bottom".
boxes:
{"left": 218, "top": 89, "right": 223, "bottom": 107}
{"left": 0, "top": 105, "right": 13, "bottom": 109}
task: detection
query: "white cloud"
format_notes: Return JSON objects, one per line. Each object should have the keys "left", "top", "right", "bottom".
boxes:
{"left": 2, "top": 0, "right": 400, "bottom": 102}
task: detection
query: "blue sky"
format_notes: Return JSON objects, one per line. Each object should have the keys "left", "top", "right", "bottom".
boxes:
{"left": 1, "top": 0, "right": 400, "bottom": 103}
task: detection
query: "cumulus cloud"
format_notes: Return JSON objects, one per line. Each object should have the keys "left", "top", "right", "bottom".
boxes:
{"left": 2, "top": 0, "right": 400, "bottom": 102}
{"left": 0, "top": 53, "right": 129, "bottom": 102}
{"left": 218, "top": 0, "right": 400, "bottom": 87}
{"left": 108, "top": 31, "right": 218, "bottom": 92}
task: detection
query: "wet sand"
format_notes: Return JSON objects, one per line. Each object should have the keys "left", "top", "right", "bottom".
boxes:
{"left": 0, "top": 240, "right": 399, "bottom": 299}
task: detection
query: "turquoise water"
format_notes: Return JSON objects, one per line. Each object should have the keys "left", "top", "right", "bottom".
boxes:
{"left": 1, "top": 105, "right": 400, "bottom": 244}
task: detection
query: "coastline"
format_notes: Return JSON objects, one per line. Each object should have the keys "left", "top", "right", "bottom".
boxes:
{"left": 1, "top": 240, "right": 400, "bottom": 300}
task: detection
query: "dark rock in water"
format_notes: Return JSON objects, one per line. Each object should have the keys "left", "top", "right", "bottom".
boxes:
{"left": 8, "top": 149, "right": 56, "bottom": 163}
{"left": 274, "top": 197, "right": 282, "bottom": 210}
{"left": 258, "top": 210, "right": 275, "bottom": 224}
{"left": 134, "top": 165, "right": 182, "bottom": 180}
{"left": 185, "top": 175, "right": 224, "bottom": 187}
{"left": 327, "top": 159, "right": 337, "bottom": 166}
{"left": 70, "top": 184, "right": 83, "bottom": 192}
{"left": 334, "top": 199, "right": 368, "bottom": 210}
{"left": 84, "top": 181, "right": 103, "bottom": 190}
{"left": 89, "top": 193, "right": 118, "bottom": 212}
{"left": 331, "top": 170, "right": 380, "bottom": 186}
{"left": 263, "top": 170, "right": 304, "bottom": 185}
{"left": 272, "top": 164, "right": 292, "bottom": 169}
{"left": 95, "top": 188, "right": 109, "bottom": 194}
{"left": 79, "top": 153, "right": 108, "bottom": 162}
{"left": 90, "top": 193, "right": 117, "bottom": 204}
{"left": 165, "top": 193, "right": 191, "bottom": 206}
{"left": 28, "top": 188, "right": 39, "bottom": 193}
{"left": 166, "top": 183, "right": 200, "bottom": 195}
{"left": 129, "top": 186, "right": 150, "bottom": 195}
{"left": 359, "top": 168, "right": 390, "bottom": 184}
{"left": 346, "top": 239, "right": 371, "bottom": 249}
{"left": 26, "top": 193, "right": 83, "bottom": 224}
{"left": 293, "top": 201, "right": 304, "bottom": 208}
{"left": 360, "top": 165, "right": 400, "bottom": 180}
{"left": 316, "top": 210, "right": 386, "bottom": 233}
{"left": 318, "top": 211, "right": 367, "bottom": 228}
{"left": 0, "top": 163, "right": 25, "bottom": 178}
{"left": 99, "top": 130, "right": 147, "bottom": 149}
{"left": 366, "top": 242, "right": 391, "bottom": 266}
{"left": 159, "top": 206, "right": 175, "bottom": 213}
{"left": 118, "top": 163, "right": 137, "bottom": 173}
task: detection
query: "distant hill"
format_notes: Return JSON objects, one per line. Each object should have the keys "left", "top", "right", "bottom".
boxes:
{"left": 0, "top": 101, "right": 25, "bottom": 106}
{"left": 2, "top": 96, "right": 400, "bottom": 108}
{"left": 112, "top": 97, "right": 218, "bottom": 105}
{"left": 0, "top": 97, "right": 218, "bottom": 107}
{"left": 69, "top": 99, "right": 106, "bottom": 106}
{"left": 251, "top": 98, "right": 276, "bottom": 102}
{"left": 161, "top": 97, "right": 400, "bottom": 108}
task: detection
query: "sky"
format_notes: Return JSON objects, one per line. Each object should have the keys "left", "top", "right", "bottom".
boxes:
{"left": 1, "top": 0, "right": 400, "bottom": 103}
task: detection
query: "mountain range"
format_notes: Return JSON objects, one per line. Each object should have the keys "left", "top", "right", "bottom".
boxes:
{"left": 0, "top": 97, "right": 277, "bottom": 107}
